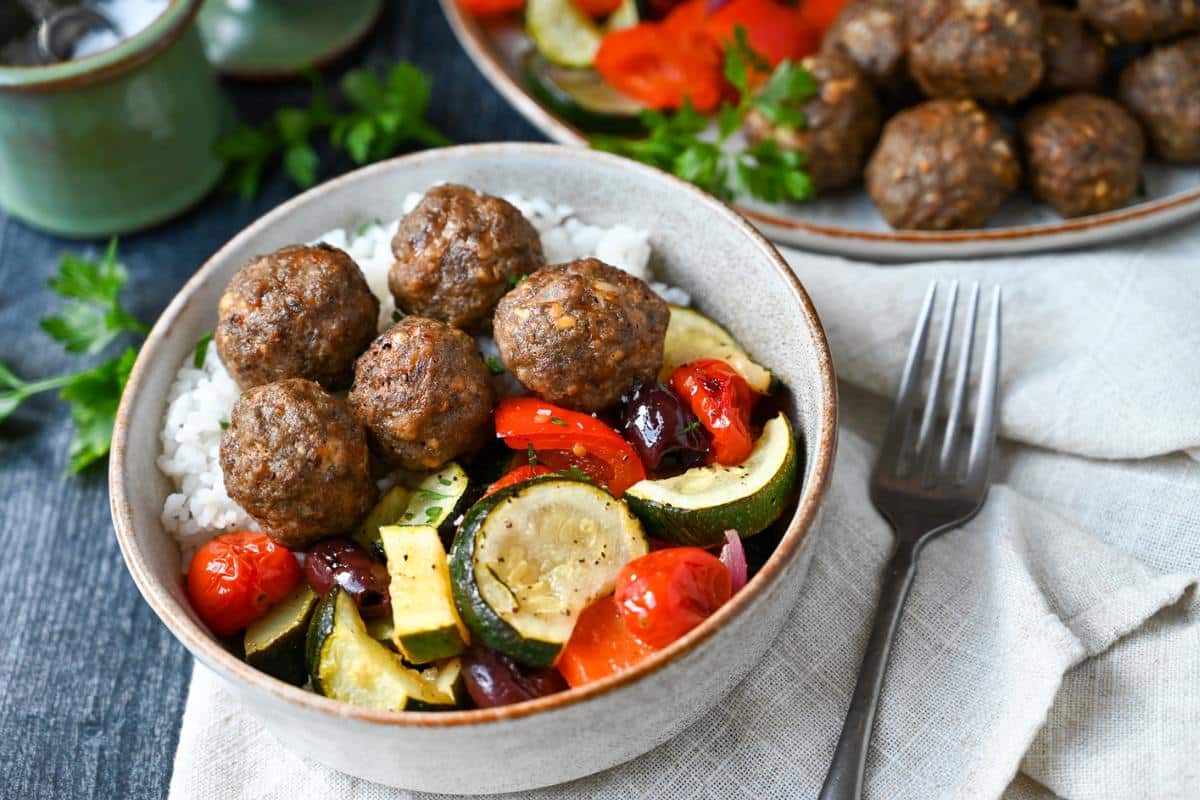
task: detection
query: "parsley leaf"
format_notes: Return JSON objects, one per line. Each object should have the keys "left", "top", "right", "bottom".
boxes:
{"left": 485, "top": 355, "right": 506, "bottom": 376}
{"left": 682, "top": 420, "right": 702, "bottom": 434}
{"left": 61, "top": 348, "right": 137, "bottom": 473}
{"left": 219, "top": 63, "right": 450, "bottom": 198}
{"left": 527, "top": 444, "right": 538, "bottom": 468}
{"left": 39, "top": 239, "right": 148, "bottom": 354}
{"left": 194, "top": 332, "right": 213, "bottom": 369}
{"left": 591, "top": 26, "right": 817, "bottom": 204}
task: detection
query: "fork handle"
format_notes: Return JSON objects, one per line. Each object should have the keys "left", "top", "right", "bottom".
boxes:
{"left": 817, "top": 540, "right": 920, "bottom": 800}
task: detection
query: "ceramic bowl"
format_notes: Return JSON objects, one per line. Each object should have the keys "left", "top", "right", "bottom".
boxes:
{"left": 0, "top": 0, "right": 226, "bottom": 237}
{"left": 110, "top": 143, "right": 838, "bottom": 795}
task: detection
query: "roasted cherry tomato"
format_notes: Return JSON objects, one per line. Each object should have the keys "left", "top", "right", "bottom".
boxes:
{"left": 462, "top": 645, "right": 569, "bottom": 708}
{"left": 614, "top": 547, "right": 731, "bottom": 648}
{"left": 669, "top": 359, "right": 757, "bottom": 466}
{"left": 619, "top": 382, "right": 711, "bottom": 476}
{"left": 484, "top": 463, "right": 554, "bottom": 496}
{"left": 186, "top": 531, "right": 302, "bottom": 637}
{"left": 571, "top": 0, "right": 623, "bottom": 15}
{"left": 705, "top": 0, "right": 821, "bottom": 66}
{"left": 494, "top": 398, "right": 647, "bottom": 496}
{"left": 460, "top": 0, "right": 525, "bottom": 15}
{"left": 557, "top": 595, "right": 659, "bottom": 687}
{"left": 595, "top": 17, "right": 724, "bottom": 111}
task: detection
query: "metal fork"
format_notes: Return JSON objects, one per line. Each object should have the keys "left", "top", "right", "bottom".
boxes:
{"left": 818, "top": 281, "right": 1003, "bottom": 800}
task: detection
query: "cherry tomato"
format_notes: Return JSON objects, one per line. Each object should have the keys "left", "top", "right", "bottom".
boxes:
{"left": 557, "top": 595, "right": 659, "bottom": 687}
{"left": 484, "top": 464, "right": 554, "bottom": 496}
{"left": 595, "top": 20, "right": 724, "bottom": 111}
{"left": 460, "top": 0, "right": 525, "bottom": 15}
{"left": 494, "top": 398, "right": 647, "bottom": 496}
{"left": 614, "top": 547, "right": 731, "bottom": 648}
{"left": 669, "top": 359, "right": 758, "bottom": 466}
{"left": 186, "top": 531, "right": 302, "bottom": 637}
{"left": 571, "top": 0, "right": 623, "bottom": 15}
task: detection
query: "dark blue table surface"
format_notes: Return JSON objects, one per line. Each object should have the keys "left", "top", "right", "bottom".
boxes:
{"left": 0, "top": 6, "right": 538, "bottom": 798}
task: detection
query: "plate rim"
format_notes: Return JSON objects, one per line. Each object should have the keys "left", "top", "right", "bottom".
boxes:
{"left": 439, "top": 0, "right": 1200, "bottom": 255}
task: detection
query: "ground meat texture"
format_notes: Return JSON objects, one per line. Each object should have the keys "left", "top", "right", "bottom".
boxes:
{"left": 907, "top": 0, "right": 1044, "bottom": 104}
{"left": 220, "top": 379, "right": 375, "bottom": 549}
{"left": 389, "top": 184, "right": 545, "bottom": 332}
{"left": 493, "top": 259, "right": 669, "bottom": 412}
{"left": 348, "top": 316, "right": 494, "bottom": 470}
{"left": 865, "top": 99, "right": 1021, "bottom": 229}
{"left": 1119, "top": 38, "right": 1200, "bottom": 162}
{"left": 821, "top": 0, "right": 908, "bottom": 89}
{"left": 1040, "top": 8, "right": 1108, "bottom": 94}
{"left": 1021, "top": 94, "right": 1144, "bottom": 217}
{"left": 1078, "top": 0, "right": 1198, "bottom": 44}
{"left": 744, "top": 52, "right": 882, "bottom": 191}
{"left": 215, "top": 244, "right": 378, "bottom": 391}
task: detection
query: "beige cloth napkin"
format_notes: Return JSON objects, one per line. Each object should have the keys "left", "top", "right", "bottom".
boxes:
{"left": 170, "top": 224, "right": 1200, "bottom": 800}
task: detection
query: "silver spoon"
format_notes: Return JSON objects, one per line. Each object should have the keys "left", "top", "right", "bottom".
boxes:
{"left": 17, "top": 0, "right": 119, "bottom": 64}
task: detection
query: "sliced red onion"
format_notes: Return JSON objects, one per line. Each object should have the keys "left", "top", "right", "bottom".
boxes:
{"left": 720, "top": 529, "right": 748, "bottom": 593}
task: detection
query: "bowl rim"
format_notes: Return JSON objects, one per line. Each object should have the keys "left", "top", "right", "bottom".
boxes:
{"left": 109, "top": 142, "right": 839, "bottom": 728}
{"left": 0, "top": 0, "right": 199, "bottom": 93}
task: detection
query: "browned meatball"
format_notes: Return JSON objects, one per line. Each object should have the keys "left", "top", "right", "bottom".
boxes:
{"left": 865, "top": 99, "right": 1021, "bottom": 229}
{"left": 348, "top": 316, "right": 494, "bottom": 470}
{"left": 1021, "top": 94, "right": 1144, "bottom": 217}
{"left": 744, "top": 52, "right": 882, "bottom": 191}
{"left": 907, "top": 0, "right": 1044, "bottom": 105}
{"left": 389, "top": 184, "right": 545, "bottom": 332}
{"left": 1119, "top": 38, "right": 1200, "bottom": 162}
{"left": 1040, "top": 8, "right": 1108, "bottom": 94}
{"left": 215, "top": 244, "right": 378, "bottom": 391}
{"left": 1078, "top": 0, "right": 1198, "bottom": 44}
{"left": 493, "top": 259, "right": 669, "bottom": 412}
{"left": 220, "top": 379, "right": 375, "bottom": 549}
{"left": 821, "top": 0, "right": 908, "bottom": 89}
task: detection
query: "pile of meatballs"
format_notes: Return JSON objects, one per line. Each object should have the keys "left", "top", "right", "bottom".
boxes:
{"left": 213, "top": 184, "right": 669, "bottom": 549}
{"left": 745, "top": 0, "right": 1200, "bottom": 229}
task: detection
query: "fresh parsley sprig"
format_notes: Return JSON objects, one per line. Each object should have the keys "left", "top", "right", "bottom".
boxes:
{"left": 592, "top": 28, "right": 817, "bottom": 204}
{"left": 2, "top": 241, "right": 144, "bottom": 473}
{"left": 219, "top": 63, "right": 451, "bottom": 199}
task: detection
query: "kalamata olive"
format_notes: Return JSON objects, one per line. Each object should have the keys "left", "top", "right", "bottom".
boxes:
{"left": 461, "top": 645, "right": 567, "bottom": 708}
{"left": 304, "top": 538, "right": 391, "bottom": 619}
{"left": 619, "top": 383, "right": 710, "bottom": 476}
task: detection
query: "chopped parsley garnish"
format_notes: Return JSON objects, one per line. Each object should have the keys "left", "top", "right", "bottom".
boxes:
{"left": 193, "top": 332, "right": 212, "bottom": 369}
{"left": 391, "top": 309, "right": 405, "bottom": 323}
{"left": 683, "top": 421, "right": 702, "bottom": 434}
{"left": 485, "top": 355, "right": 505, "bottom": 375}
{"left": 424, "top": 506, "right": 443, "bottom": 523}
{"left": 527, "top": 444, "right": 538, "bottom": 468}
{"left": 550, "top": 416, "right": 567, "bottom": 426}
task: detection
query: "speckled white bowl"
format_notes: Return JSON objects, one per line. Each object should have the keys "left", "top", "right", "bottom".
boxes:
{"left": 110, "top": 143, "right": 838, "bottom": 795}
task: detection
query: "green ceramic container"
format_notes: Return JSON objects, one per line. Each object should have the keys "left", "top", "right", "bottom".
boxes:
{"left": 0, "top": 0, "right": 227, "bottom": 238}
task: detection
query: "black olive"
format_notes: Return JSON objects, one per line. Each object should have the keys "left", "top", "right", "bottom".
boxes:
{"left": 618, "top": 383, "right": 710, "bottom": 477}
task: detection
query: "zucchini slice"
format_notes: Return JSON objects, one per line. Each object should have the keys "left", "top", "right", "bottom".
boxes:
{"left": 450, "top": 479, "right": 648, "bottom": 667}
{"left": 306, "top": 588, "right": 450, "bottom": 712}
{"left": 625, "top": 413, "right": 799, "bottom": 546}
{"left": 659, "top": 306, "right": 773, "bottom": 394}
{"left": 380, "top": 524, "right": 470, "bottom": 664}
{"left": 526, "top": 0, "right": 604, "bottom": 68}
{"left": 244, "top": 583, "right": 318, "bottom": 686}
{"left": 409, "top": 657, "right": 468, "bottom": 710}
{"left": 523, "top": 51, "right": 646, "bottom": 135}
{"left": 398, "top": 463, "right": 470, "bottom": 534}
{"left": 353, "top": 484, "right": 412, "bottom": 560}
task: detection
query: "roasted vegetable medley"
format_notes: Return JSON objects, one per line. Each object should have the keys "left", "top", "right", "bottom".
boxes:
{"left": 182, "top": 184, "right": 801, "bottom": 712}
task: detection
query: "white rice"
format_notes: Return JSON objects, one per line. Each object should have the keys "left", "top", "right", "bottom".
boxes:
{"left": 158, "top": 188, "right": 686, "bottom": 556}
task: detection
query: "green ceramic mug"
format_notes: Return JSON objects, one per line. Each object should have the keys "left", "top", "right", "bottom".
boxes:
{"left": 0, "top": 0, "right": 227, "bottom": 238}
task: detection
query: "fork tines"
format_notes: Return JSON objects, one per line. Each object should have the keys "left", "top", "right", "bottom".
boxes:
{"left": 880, "top": 280, "right": 1002, "bottom": 488}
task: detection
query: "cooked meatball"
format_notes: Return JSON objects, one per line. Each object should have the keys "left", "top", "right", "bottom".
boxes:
{"left": 744, "top": 52, "right": 882, "bottom": 191}
{"left": 821, "top": 0, "right": 908, "bottom": 89}
{"left": 1040, "top": 8, "right": 1108, "bottom": 95}
{"left": 1078, "top": 0, "right": 1198, "bottom": 44}
{"left": 1021, "top": 94, "right": 1144, "bottom": 217}
{"left": 215, "top": 244, "right": 378, "bottom": 391}
{"left": 865, "top": 99, "right": 1021, "bottom": 229}
{"left": 907, "top": 0, "right": 1044, "bottom": 104}
{"left": 1119, "top": 38, "right": 1200, "bottom": 162}
{"left": 493, "top": 259, "right": 669, "bottom": 412}
{"left": 348, "top": 316, "right": 494, "bottom": 470}
{"left": 220, "top": 379, "right": 375, "bottom": 549}
{"left": 389, "top": 184, "right": 545, "bottom": 332}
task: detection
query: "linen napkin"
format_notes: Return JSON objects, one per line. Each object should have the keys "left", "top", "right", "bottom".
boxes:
{"left": 169, "top": 223, "right": 1200, "bottom": 800}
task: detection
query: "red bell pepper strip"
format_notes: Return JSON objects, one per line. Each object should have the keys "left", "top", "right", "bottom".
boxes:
{"left": 669, "top": 359, "right": 757, "bottom": 466}
{"left": 705, "top": 0, "right": 821, "bottom": 66}
{"left": 594, "top": 12, "right": 724, "bottom": 111}
{"left": 494, "top": 398, "right": 647, "bottom": 496}
{"left": 557, "top": 595, "right": 659, "bottom": 687}
{"left": 484, "top": 464, "right": 554, "bottom": 497}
